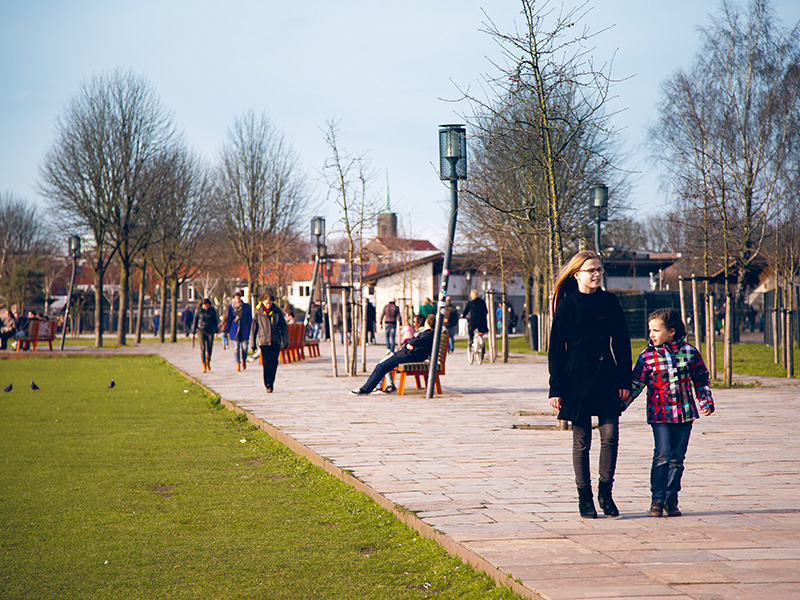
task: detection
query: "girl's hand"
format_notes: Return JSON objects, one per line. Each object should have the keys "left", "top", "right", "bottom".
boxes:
{"left": 700, "top": 407, "right": 712, "bottom": 416}
{"left": 549, "top": 396, "right": 562, "bottom": 410}
{"left": 619, "top": 389, "right": 630, "bottom": 403}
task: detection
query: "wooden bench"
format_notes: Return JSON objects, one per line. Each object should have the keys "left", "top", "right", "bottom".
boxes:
{"left": 304, "top": 335, "right": 320, "bottom": 357}
{"left": 279, "top": 323, "right": 306, "bottom": 364}
{"left": 14, "top": 320, "right": 57, "bottom": 352}
{"left": 390, "top": 331, "right": 449, "bottom": 396}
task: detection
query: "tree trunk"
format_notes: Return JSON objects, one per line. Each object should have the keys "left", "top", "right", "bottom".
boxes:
{"left": 159, "top": 283, "right": 167, "bottom": 343}
{"left": 135, "top": 259, "right": 146, "bottom": 344}
{"left": 326, "top": 285, "right": 338, "bottom": 377}
{"left": 116, "top": 254, "right": 129, "bottom": 346}
{"left": 723, "top": 294, "right": 732, "bottom": 387}
{"left": 170, "top": 277, "right": 179, "bottom": 343}
{"left": 94, "top": 274, "right": 105, "bottom": 348}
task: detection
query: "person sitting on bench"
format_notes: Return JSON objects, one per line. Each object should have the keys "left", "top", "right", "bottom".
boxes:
{"left": 350, "top": 314, "right": 434, "bottom": 395}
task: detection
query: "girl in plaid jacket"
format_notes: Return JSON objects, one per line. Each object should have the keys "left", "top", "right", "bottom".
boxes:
{"left": 628, "top": 308, "right": 714, "bottom": 517}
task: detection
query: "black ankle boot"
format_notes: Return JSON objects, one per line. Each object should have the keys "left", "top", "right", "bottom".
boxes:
{"left": 577, "top": 487, "right": 597, "bottom": 518}
{"left": 597, "top": 481, "right": 619, "bottom": 517}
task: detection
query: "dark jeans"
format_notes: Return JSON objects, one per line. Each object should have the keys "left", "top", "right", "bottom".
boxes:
{"left": 199, "top": 332, "right": 214, "bottom": 364}
{"left": 650, "top": 422, "right": 693, "bottom": 504}
{"left": 572, "top": 415, "right": 619, "bottom": 490}
{"left": 384, "top": 323, "right": 397, "bottom": 351}
{"left": 360, "top": 354, "right": 401, "bottom": 393}
{"left": 260, "top": 344, "right": 281, "bottom": 388}
{"left": 446, "top": 325, "right": 457, "bottom": 352}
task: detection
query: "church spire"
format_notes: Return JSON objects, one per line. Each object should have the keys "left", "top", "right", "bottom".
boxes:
{"left": 381, "top": 169, "right": 392, "bottom": 214}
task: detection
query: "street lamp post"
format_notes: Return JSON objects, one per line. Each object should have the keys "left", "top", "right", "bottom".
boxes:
{"left": 427, "top": 124, "right": 467, "bottom": 398}
{"left": 305, "top": 216, "right": 325, "bottom": 329}
{"left": 60, "top": 235, "right": 81, "bottom": 351}
{"left": 590, "top": 184, "right": 608, "bottom": 288}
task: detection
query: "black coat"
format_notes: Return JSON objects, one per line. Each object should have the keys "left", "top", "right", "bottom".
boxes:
{"left": 548, "top": 289, "right": 631, "bottom": 422}
{"left": 394, "top": 327, "right": 434, "bottom": 362}
{"left": 192, "top": 306, "right": 219, "bottom": 335}
{"left": 462, "top": 298, "right": 488, "bottom": 333}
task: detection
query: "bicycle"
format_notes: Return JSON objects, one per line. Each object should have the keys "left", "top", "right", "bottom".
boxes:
{"left": 467, "top": 329, "right": 485, "bottom": 365}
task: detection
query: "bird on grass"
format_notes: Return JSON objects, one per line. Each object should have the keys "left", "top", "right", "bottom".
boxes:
{"left": 2, "top": 383, "right": 11, "bottom": 392}
{"left": 108, "top": 379, "right": 115, "bottom": 389}
{"left": 30, "top": 381, "right": 39, "bottom": 390}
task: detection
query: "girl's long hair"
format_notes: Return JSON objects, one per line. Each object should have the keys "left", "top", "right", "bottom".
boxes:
{"left": 551, "top": 250, "right": 601, "bottom": 314}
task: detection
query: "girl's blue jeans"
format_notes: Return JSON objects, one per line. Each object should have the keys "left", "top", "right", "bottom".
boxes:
{"left": 650, "top": 422, "right": 693, "bottom": 505}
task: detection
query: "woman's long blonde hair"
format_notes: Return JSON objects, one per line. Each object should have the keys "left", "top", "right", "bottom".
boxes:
{"left": 551, "top": 250, "right": 601, "bottom": 314}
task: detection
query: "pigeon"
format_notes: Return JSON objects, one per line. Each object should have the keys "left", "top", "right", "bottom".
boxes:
{"left": 2, "top": 383, "right": 11, "bottom": 392}
{"left": 108, "top": 379, "right": 115, "bottom": 389}
{"left": 30, "top": 381, "right": 39, "bottom": 390}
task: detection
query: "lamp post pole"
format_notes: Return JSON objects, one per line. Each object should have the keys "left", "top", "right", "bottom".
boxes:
{"left": 306, "top": 217, "right": 325, "bottom": 329}
{"left": 427, "top": 125, "right": 466, "bottom": 399}
{"left": 590, "top": 184, "right": 608, "bottom": 289}
{"left": 60, "top": 235, "right": 81, "bottom": 351}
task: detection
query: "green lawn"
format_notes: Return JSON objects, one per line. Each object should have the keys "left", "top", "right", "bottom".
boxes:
{"left": 0, "top": 356, "right": 523, "bottom": 600}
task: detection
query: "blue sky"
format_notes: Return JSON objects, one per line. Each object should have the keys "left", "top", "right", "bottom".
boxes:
{"left": 2, "top": 0, "right": 799, "bottom": 248}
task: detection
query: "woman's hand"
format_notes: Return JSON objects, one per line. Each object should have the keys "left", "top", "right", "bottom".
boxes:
{"left": 619, "top": 389, "right": 630, "bottom": 402}
{"left": 549, "top": 396, "right": 562, "bottom": 410}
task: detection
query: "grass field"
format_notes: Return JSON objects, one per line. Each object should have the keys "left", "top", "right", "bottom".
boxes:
{"left": 0, "top": 356, "right": 523, "bottom": 600}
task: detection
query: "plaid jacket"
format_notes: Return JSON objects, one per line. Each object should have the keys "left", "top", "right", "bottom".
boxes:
{"left": 628, "top": 338, "right": 714, "bottom": 423}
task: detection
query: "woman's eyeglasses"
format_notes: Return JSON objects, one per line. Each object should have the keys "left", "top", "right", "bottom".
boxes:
{"left": 578, "top": 267, "right": 605, "bottom": 275}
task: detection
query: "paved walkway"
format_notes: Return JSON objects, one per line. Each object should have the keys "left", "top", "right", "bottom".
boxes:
{"left": 54, "top": 339, "right": 800, "bottom": 599}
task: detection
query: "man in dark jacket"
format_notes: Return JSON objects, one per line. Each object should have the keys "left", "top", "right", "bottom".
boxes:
{"left": 226, "top": 291, "right": 252, "bottom": 372}
{"left": 461, "top": 289, "right": 488, "bottom": 351}
{"left": 180, "top": 305, "right": 194, "bottom": 336}
{"left": 350, "top": 314, "right": 433, "bottom": 395}
{"left": 192, "top": 299, "right": 219, "bottom": 372}
{"left": 251, "top": 292, "right": 289, "bottom": 393}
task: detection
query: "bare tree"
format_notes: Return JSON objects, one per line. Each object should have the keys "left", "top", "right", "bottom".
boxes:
{"left": 458, "top": 0, "right": 624, "bottom": 287}
{"left": 40, "top": 69, "right": 177, "bottom": 346}
{"left": 215, "top": 110, "right": 307, "bottom": 300}
{"left": 149, "top": 146, "right": 215, "bottom": 342}
{"left": 651, "top": 0, "right": 800, "bottom": 382}
{"left": 321, "top": 120, "right": 378, "bottom": 376}
{"left": 0, "top": 193, "right": 51, "bottom": 311}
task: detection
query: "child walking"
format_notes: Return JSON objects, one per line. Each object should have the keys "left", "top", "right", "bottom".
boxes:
{"left": 628, "top": 307, "right": 714, "bottom": 517}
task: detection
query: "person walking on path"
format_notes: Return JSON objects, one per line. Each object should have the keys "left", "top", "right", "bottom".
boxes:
{"left": 461, "top": 289, "right": 488, "bottom": 355}
{"left": 180, "top": 305, "right": 194, "bottom": 337}
{"left": 365, "top": 299, "right": 376, "bottom": 344}
{"left": 628, "top": 307, "right": 714, "bottom": 518}
{"left": 309, "top": 300, "right": 323, "bottom": 340}
{"left": 192, "top": 298, "right": 219, "bottom": 373}
{"left": 350, "top": 314, "right": 433, "bottom": 395}
{"left": 251, "top": 292, "right": 289, "bottom": 394}
{"left": 548, "top": 251, "right": 631, "bottom": 519}
{"left": 152, "top": 310, "right": 160, "bottom": 337}
{"left": 226, "top": 291, "right": 252, "bottom": 372}
{"left": 380, "top": 299, "right": 402, "bottom": 352}
{"left": 443, "top": 296, "right": 459, "bottom": 353}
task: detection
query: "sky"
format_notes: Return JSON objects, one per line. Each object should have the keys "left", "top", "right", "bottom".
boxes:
{"left": 2, "top": 0, "right": 800, "bottom": 250}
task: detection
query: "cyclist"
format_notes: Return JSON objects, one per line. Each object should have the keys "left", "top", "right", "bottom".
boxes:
{"left": 461, "top": 289, "right": 488, "bottom": 358}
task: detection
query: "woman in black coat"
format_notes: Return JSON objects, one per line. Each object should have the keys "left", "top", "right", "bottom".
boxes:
{"left": 548, "top": 251, "right": 631, "bottom": 518}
